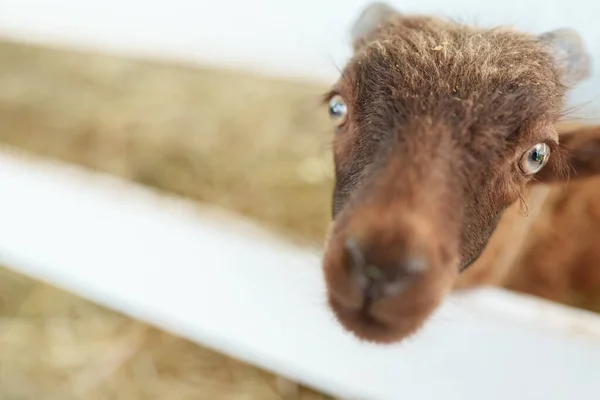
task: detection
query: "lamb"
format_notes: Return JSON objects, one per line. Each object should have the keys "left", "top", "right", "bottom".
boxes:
{"left": 321, "top": 2, "right": 599, "bottom": 344}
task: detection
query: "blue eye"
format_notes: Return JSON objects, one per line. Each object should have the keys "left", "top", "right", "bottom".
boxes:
{"left": 328, "top": 95, "right": 348, "bottom": 127}
{"left": 519, "top": 143, "right": 551, "bottom": 175}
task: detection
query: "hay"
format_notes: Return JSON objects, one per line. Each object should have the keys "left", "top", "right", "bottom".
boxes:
{"left": 0, "top": 39, "right": 334, "bottom": 245}
{"left": 0, "top": 265, "right": 332, "bottom": 399}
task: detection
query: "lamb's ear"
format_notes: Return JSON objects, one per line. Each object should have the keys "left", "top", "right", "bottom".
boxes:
{"left": 351, "top": 2, "right": 400, "bottom": 51}
{"left": 534, "top": 126, "right": 600, "bottom": 184}
{"left": 539, "top": 28, "right": 591, "bottom": 87}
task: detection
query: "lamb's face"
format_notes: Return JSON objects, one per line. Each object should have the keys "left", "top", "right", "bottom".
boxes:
{"left": 322, "top": 3, "right": 591, "bottom": 343}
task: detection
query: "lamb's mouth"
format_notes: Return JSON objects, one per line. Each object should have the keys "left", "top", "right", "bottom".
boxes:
{"left": 328, "top": 293, "right": 395, "bottom": 339}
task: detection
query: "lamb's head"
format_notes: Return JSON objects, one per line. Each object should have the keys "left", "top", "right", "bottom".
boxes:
{"left": 322, "top": 2, "right": 595, "bottom": 344}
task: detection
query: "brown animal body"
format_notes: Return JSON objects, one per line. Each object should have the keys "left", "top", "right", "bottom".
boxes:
{"left": 321, "top": 2, "right": 600, "bottom": 344}
{"left": 456, "top": 124, "right": 600, "bottom": 310}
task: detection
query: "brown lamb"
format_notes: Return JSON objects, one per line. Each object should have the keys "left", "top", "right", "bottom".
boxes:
{"left": 321, "top": 2, "right": 600, "bottom": 344}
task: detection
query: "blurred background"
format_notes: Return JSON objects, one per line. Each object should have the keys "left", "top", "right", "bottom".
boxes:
{"left": 0, "top": 0, "right": 599, "bottom": 399}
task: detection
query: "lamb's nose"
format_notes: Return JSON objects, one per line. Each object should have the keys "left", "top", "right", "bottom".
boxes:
{"left": 345, "top": 237, "right": 428, "bottom": 300}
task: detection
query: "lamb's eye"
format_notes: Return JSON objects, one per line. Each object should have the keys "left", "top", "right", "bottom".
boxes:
{"left": 519, "top": 143, "right": 551, "bottom": 175}
{"left": 328, "top": 95, "right": 348, "bottom": 127}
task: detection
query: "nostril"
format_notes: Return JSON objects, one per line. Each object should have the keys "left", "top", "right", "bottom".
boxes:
{"left": 364, "top": 262, "right": 422, "bottom": 300}
{"left": 403, "top": 257, "right": 428, "bottom": 274}
{"left": 344, "top": 236, "right": 429, "bottom": 300}
{"left": 345, "top": 237, "right": 366, "bottom": 270}
{"left": 345, "top": 237, "right": 369, "bottom": 289}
